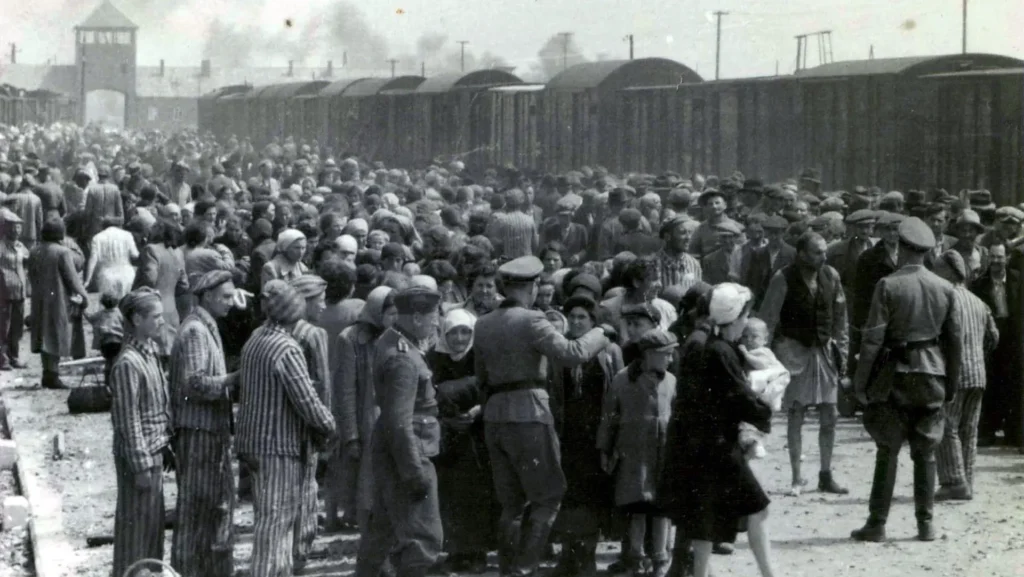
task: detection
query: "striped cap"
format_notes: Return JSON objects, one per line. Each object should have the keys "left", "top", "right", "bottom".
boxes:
{"left": 262, "top": 280, "right": 305, "bottom": 324}
{"left": 289, "top": 275, "right": 327, "bottom": 299}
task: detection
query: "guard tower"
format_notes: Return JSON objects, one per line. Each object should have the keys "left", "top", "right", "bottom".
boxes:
{"left": 74, "top": 1, "right": 138, "bottom": 126}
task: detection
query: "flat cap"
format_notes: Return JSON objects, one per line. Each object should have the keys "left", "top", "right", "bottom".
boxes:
{"left": 289, "top": 274, "right": 328, "bottom": 298}
{"left": 619, "top": 208, "right": 644, "bottom": 229}
{"left": 566, "top": 273, "right": 603, "bottom": 298}
{"left": 765, "top": 185, "right": 786, "bottom": 199}
{"left": 882, "top": 191, "right": 905, "bottom": 202}
{"left": 381, "top": 242, "right": 408, "bottom": 262}
{"left": 635, "top": 329, "right": 679, "bottom": 353}
{"left": 192, "top": 270, "right": 234, "bottom": 296}
{"left": 763, "top": 215, "right": 789, "bottom": 230}
{"left": 698, "top": 188, "right": 726, "bottom": 205}
{"left": 846, "top": 209, "right": 877, "bottom": 224}
{"left": 820, "top": 196, "right": 847, "bottom": 212}
{"left": 394, "top": 285, "right": 441, "bottom": 314}
{"left": 659, "top": 214, "right": 692, "bottom": 237}
{"left": 0, "top": 208, "right": 23, "bottom": 224}
{"left": 809, "top": 215, "right": 832, "bottom": 229}
{"left": 876, "top": 211, "right": 906, "bottom": 227}
{"left": 621, "top": 302, "right": 662, "bottom": 324}
{"left": 995, "top": 206, "right": 1024, "bottom": 224}
{"left": 499, "top": 255, "right": 544, "bottom": 283}
{"left": 713, "top": 220, "right": 744, "bottom": 236}
{"left": 897, "top": 217, "right": 937, "bottom": 250}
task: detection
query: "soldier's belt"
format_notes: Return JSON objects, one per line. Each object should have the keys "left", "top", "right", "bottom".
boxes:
{"left": 489, "top": 380, "right": 546, "bottom": 394}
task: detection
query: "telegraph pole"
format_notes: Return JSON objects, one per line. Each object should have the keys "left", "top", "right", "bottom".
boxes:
{"left": 558, "top": 32, "right": 573, "bottom": 71}
{"left": 387, "top": 59, "right": 398, "bottom": 78}
{"left": 421, "top": 61, "right": 426, "bottom": 77}
{"left": 80, "top": 44, "right": 87, "bottom": 124}
{"left": 713, "top": 11, "right": 728, "bottom": 80}
{"left": 626, "top": 34, "right": 634, "bottom": 60}
{"left": 457, "top": 40, "right": 469, "bottom": 72}
{"left": 9, "top": 43, "right": 16, "bottom": 64}
{"left": 962, "top": 0, "right": 967, "bottom": 53}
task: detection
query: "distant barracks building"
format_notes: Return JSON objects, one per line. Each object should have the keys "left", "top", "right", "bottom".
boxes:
{"left": 0, "top": 1, "right": 361, "bottom": 130}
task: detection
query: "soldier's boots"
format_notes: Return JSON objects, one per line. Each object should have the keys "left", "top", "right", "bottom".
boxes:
{"left": 818, "top": 470, "right": 849, "bottom": 495}
{"left": 914, "top": 460, "right": 937, "bottom": 542}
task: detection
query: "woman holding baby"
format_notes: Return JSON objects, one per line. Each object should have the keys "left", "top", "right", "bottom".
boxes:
{"left": 658, "top": 282, "right": 777, "bottom": 577}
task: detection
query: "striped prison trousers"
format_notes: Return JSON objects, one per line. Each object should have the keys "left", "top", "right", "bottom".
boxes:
{"left": 113, "top": 453, "right": 164, "bottom": 577}
{"left": 248, "top": 454, "right": 304, "bottom": 577}
{"left": 171, "top": 429, "right": 236, "bottom": 577}
{"left": 293, "top": 449, "right": 319, "bottom": 565}
{"left": 937, "top": 388, "right": 985, "bottom": 490}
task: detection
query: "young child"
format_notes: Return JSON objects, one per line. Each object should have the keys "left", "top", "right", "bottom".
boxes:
{"left": 86, "top": 290, "right": 124, "bottom": 384}
{"left": 598, "top": 329, "right": 678, "bottom": 577}
{"left": 737, "top": 317, "right": 790, "bottom": 459}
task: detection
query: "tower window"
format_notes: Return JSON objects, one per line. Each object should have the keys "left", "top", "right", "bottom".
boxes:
{"left": 116, "top": 31, "right": 131, "bottom": 44}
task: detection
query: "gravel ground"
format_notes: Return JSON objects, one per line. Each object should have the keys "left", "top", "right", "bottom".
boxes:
{"left": 2, "top": 312, "right": 1024, "bottom": 576}
{"left": 0, "top": 416, "right": 33, "bottom": 577}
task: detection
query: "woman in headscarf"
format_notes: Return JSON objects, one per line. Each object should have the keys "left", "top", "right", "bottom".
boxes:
{"left": 260, "top": 228, "right": 308, "bottom": 289}
{"left": 366, "top": 229, "right": 390, "bottom": 251}
{"left": 549, "top": 295, "right": 623, "bottom": 577}
{"left": 425, "top": 309, "right": 495, "bottom": 574}
{"left": 28, "top": 218, "right": 89, "bottom": 389}
{"left": 659, "top": 283, "right": 776, "bottom": 577}
{"left": 326, "top": 286, "right": 398, "bottom": 532}
{"left": 133, "top": 219, "right": 189, "bottom": 359}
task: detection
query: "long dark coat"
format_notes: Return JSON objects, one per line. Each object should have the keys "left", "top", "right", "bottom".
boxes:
{"left": 28, "top": 242, "right": 88, "bottom": 357}
{"left": 427, "top": 348, "right": 497, "bottom": 555}
{"left": 550, "top": 344, "right": 622, "bottom": 528}
{"left": 659, "top": 331, "right": 772, "bottom": 544}
{"left": 135, "top": 242, "right": 189, "bottom": 355}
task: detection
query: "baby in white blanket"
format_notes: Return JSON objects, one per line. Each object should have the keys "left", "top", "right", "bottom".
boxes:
{"left": 738, "top": 318, "right": 790, "bottom": 459}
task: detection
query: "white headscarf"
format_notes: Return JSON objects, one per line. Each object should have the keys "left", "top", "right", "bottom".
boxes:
{"left": 437, "top": 309, "right": 477, "bottom": 362}
{"left": 708, "top": 282, "right": 752, "bottom": 327}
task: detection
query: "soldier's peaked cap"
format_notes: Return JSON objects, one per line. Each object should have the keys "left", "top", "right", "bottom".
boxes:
{"left": 897, "top": 217, "right": 936, "bottom": 251}
{"left": 499, "top": 256, "right": 544, "bottom": 283}
{"left": 394, "top": 286, "right": 441, "bottom": 314}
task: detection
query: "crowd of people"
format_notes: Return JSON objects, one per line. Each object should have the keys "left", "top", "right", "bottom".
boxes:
{"left": 0, "top": 120, "right": 1021, "bottom": 577}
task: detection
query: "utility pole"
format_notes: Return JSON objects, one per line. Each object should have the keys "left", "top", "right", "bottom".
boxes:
{"left": 775, "top": 60, "right": 779, "bottom": 76}
{"left": 80, "top": 44, "right": 87, "bottom": 124}
{"left": 9, "top": 43, "right": 16, "bottom": 64}
{"left": 457, "top": 40, "right": 469, "bottom": 72}
{"left": 713, "top": 11, "right": 728, "bottom": 80}
{"left": 421, "top": 61, "right": 426, "bottom": 77}
{"left": 869, "top": 44, "right": 875, "bottom": 59}
{"left": 387, "top": 59, "right": 398, "bottom": 78}
{"left": 626, "top": 34, "right": 634, "bottom": 60}
{"left": 795, "top": 34, "right": 805, "bottom": 72}
{"left": 962, "top": 0, "right": 968, "bottom": 53}
{"left": 558, "top": 32, "right": 573, "bottom": 71}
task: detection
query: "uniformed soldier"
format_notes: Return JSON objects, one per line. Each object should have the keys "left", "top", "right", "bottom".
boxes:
{"left": 474, "top": 255, "right": 611, "bottom": 577}
{"left": 851, "top": 217, "right": 963, "bottom": 543}
{"left": 356, "top": 286, "right": 444, "bottom": 577}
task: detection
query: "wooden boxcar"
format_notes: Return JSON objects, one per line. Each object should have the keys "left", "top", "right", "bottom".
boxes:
{"left": 470, "top": 84, "right": 546, "bottom": 170}
{"left": 332, "top": 76, "right": 425, "bottom": 164}
{"left": 542, "top": 58, "right": 703, "bottom": 173}
{"left": 410, "top": 70, "right": 522, "bottom": 167}
{"left": 615, "top": 53, "right": 1024, "bottom": 203}
{"left": 199, "top": 85, "right": 249, "bottom": 138}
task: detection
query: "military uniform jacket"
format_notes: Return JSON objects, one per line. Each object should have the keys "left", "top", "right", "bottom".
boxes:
{"left": 373, "top": 326, "right": 440, "bottom": 482}
{"left": 854, "top": 264, "right": 964, "bottom": 407}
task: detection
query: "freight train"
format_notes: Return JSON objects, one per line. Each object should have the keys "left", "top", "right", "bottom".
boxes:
{"left": 197, "top": 53, "right": 1024, "bottom": 204}
{"left": 0, "top": 85, "right": 77, "bottom": 127}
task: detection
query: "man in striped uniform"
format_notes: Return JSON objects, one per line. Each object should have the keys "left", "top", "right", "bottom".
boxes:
{"left": 356, "top": 286, "right": 444, "bottom": 577}
{"left": 932, "top": 251, "right": 998, "bottom": 501}
{"left": 169, "top": 270, "right": 240, "bottom": 577}
{"left": 238, "top": 280, "right": 336, "bottom": 577}
{"left": 109, "top": 288, "right": 173, "bottom": 577}
{"left": 289, "top": 274, "right": 332, "bottom": 571}
{"left": 654, "top": 215, "right": 702, "bottom": 294}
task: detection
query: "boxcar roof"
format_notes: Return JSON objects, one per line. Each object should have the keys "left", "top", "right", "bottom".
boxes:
{"left": 345, "top": 76, "right": 426, "bottom": 97}
{"left": 253, "top": 80, "right": 330, "bottom": 99}
{"left": 415, "top": 70, "right": 522, "bottom": 94}
{"left": 797, "top": 53, "right": 1024, "bottom": 78}
{"left": 546, "top": 58, "right": 702, "bottom": 92}
{"left": 199, "top": 85, "right": 252, "bottom": 100}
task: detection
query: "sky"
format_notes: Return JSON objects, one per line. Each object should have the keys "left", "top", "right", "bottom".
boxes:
{"left": 3, "top": 0, "right": 1023, "bottom": 80}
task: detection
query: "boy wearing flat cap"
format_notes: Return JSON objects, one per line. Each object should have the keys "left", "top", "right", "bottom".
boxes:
{"left": 357, "top": 286, "right": 445, "bottom": 577}
{"left": 852, "top": 217, "right": 963, "bottom": 543}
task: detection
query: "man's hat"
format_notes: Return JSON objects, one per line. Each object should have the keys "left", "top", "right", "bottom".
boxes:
{"left": 635, "top": 329, "right": 679, "bottom": 353}
{"left": 659, "top": 214, "right": 692, "bottom": 238}
{"left": 739, "top": 179, "right": 764, "bottom": 196}
{"left": 876, "top": 211, "right": 906, "bottom": 228}
{"left": 799, "top": 167, "right": 821, "bottom": 184}
{"left": 846, "top": 209, "right": 877, "bottom": 225}
{"left": 897, "top": 217, "right": 937, "bottom": 251}
{"left": 995, "top": 206, "right": 1024, "bottom": 225}
{"left": 499, "top": 256, "right": 544, "bottom": 283}
{"left": 763, "top": 215, "right": 789, "bottom": 230}
{"left": 394, "top": 286, "right": 441, "bottom": 314}
{"left": 969, "top": 190, "right": 996, "bottom": 212}
{"left": 713, "top": 220, "right": 744, "bottom": 236}
{"left": 954, "top": 209, "right": 986, "bottom": 232}
{"left": 698, "top": 188, "right": 726, "bottom": 206}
